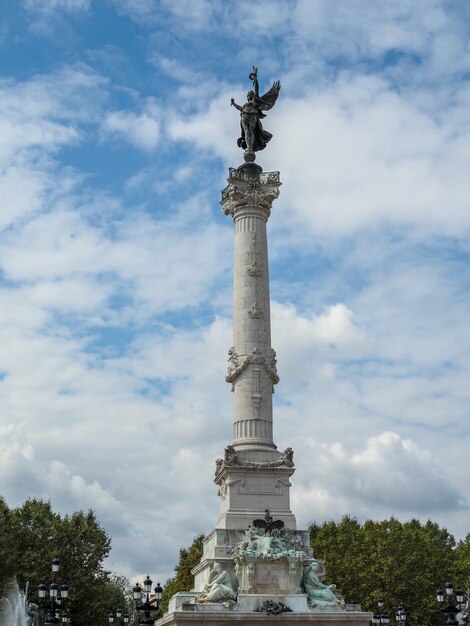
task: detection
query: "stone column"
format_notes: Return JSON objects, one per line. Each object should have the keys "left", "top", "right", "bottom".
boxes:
{"left": 221, "top": 166, "right": 281, "bottom": 452}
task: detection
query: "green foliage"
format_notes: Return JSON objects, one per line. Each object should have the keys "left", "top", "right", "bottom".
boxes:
{"left": 94, "top": 575, "right": 133, "bottom": 625}
{"left": 0, "top": 497, "right": 15, "bottom": 595}
{"left": 0, "top": 498, "right": 127, "bottom": 626}
{"left": 309, "top": 516, "right": 457, "bottom": 626}
{"left": 160, "top": 534, "right": 204, "bottom": 613}
{"left": 452, "top": 533, "right": 470, "bottom": 590}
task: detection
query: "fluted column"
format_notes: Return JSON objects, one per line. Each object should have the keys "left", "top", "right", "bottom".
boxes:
{"left": 221, "top": 167, "right": 281, "bottom": 451}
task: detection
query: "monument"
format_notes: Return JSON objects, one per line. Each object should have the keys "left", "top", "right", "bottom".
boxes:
{"left": 158, "top": 68, "right": 372, "bottom": 626}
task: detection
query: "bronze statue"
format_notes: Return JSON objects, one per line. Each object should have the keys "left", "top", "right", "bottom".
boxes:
{"left": 231, "top": 67, "right": 280, "bottom": 157}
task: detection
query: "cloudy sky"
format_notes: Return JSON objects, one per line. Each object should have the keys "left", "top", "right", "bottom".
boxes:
{"left": 1, "top": 0, "right": 470, "bottom": 584}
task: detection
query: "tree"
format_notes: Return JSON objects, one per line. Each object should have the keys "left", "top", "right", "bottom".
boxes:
{"left": 94, "top": 575, "right": 132, "bottom": 625}
{"left": 0, "top": 498, "right": 126, "bottom": 626}
{"left": 452, "top": 533, "right": 470, "bottom": 590}
{"left": 160, "top": 534, "right": 204, "bottom": 613}
{"left": 309, "top": 516, "right": 456, "bottom": 626}
{"left": 0, "top": 497, "right": 15, "bottom": 595}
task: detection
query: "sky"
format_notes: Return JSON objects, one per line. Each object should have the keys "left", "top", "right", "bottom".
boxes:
{"left": 1, "top": 0, "right": 470, "bottom": 586}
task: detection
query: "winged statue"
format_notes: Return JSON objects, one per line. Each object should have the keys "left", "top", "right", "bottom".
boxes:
{"left": 252, "top": 509, "right": 285, "bottom": 533}
{"left": 231, "top": 66, "right": 281, "bottom": 155}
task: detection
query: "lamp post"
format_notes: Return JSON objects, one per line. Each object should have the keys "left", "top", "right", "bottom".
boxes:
{"left": 108, "top": 609, "right": 130, "bottom": 626}
{"left": 38, "top": 558, "right": 69, "bottom": 626}
{"left": 437, "top": 584, "right": 466, "bottom": 626}
{"left": 395, "top": 606, "right": 406, "bottom": 626}
{"left": 372, "top": 599, "right": 390, "bottom": 626}
{"left": 132, "top": 577, "right": 163, "bottom": 626}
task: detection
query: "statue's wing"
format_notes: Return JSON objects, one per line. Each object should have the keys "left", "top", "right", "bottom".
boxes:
{"left": 252, "top": 519, "right": 267, "bottom": 529}
{"left": 272, "top": 520, "right": 285, "bottom": 530}
{"left": 256, "top": 81, "right": 281, "bottom": 111}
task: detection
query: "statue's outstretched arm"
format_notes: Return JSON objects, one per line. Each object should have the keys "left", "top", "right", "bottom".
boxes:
{"left": 231, "top": 98, "right": 242, "bottom": 112}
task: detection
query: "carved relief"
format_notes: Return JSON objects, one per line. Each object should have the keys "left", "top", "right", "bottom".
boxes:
{"left": 217, "top": 475, "right": 245, "bottom": 497}
{"left": 239, "top": 478, "right": 284, "bottom": 495}
{"left": 265, "top": 349, "right": 280, "bottom": 385}
{"left": 247, "top": 562, "right": 256, "bottom": 592}
{"left": 248, "top": 303, "right": 264, "bottom": 318}
{"left": 252, "top": 368, "right": 261, "bottom": 418}
{"left": 247, "top": 233, "right": 263, "bottom": 277}
{"left": 220, "top": 177, "right": 281, "bottom": 219}
{"left": 226, "top": 347, "right": 245, "bottom": 386}
{"left": 226, "top": 347, "right": 279, "bottom": 388}
{"left": 289, "top": 561, "right": 299, "bottom": 593}
{"left": 274, "top": 478, "right": 293, "bottom": 488}
{"left": 226, "top": 168, "right": 280, "bottom": 186}
{"left": 215, "top": 445, "right": 295, "bottom": 475}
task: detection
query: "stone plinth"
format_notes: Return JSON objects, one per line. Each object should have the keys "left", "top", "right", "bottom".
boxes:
{"left": 237, "top": 594, "right": 308, "bottom": 612}
{"left": 168, "top": 594, "right": 198, "bottom": 613}
{"left": 156, "top": 607, "right": 372, "bottom": 626}
{"left": 215, "top": 461, "right": 296, "bottom": 530}
{"left": 192, "top": 528, "right": 311, "bottom": 593}
{"left": 213, "top": 444, "right": 297, "bottom": 533}
{"left": 235, "top": 555, "right": 305, "bottom": 595}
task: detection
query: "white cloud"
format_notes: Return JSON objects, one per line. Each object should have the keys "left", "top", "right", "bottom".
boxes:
{"left": 23, "top": 0, "right": 91, "bottom": 12}
{"left": 160, "top": 0, "right": 217, "bottom": 30}
{"left": 2, "top": 0, "right": 470, "bottom": 583}
{"left": 0, "top": 426, "right": 124, "bottom": 523}
{"left": 169, "top": 71, "right": 470, "bottom": 237}
{"left": 168, "top": 90, "right": 235, "bottom": 159}
{"left": 292, "top": 432, "right": 465, "bottom": 528}
{"left": 271, "top": 77, "right": 470, "bottom": 236}
{"left": 102, "top": 100, "right": 161, "bottom": 150}
{"left": 273, "top": 302, "right": 366, "bottom": 349}
{"left": 113, "top": 0, "right": 219, "bottom": 30}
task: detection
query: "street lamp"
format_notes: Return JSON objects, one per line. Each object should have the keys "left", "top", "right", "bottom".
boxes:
{"left": 436, "top": 582, "right": 466, "bottom": 626}
{"left": 395, "top": 606, "right": 406, "bottom": 626}
{"left": 372, "top": 599, "right": 390, "bottom": 626}
{"left": 133, "top": 577, "right": 163, "bottom": 626}
{"left": 38, "top": 558, "right": 69, "bottom": 626}
{"left": 109, "top": 608, "right": 130, "bottom": 626}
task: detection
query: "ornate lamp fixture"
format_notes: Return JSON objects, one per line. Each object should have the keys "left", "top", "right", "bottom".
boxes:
{"left": 108, "top": 608, "right": 129, "bottom": 626}
{"left": 372, "top": 599, "right": 390, "bottom": 626}
{"left": 395, "top": 606, "right": 406, "bottom": 626}
{"left": 38, "top": 558, "right": 69, "bottom": 626}
{"left": 436, "top": 583, "right": 466, "bottom": 626}
{"left": 132, "top": 576, "right": 163, "bottom": 626}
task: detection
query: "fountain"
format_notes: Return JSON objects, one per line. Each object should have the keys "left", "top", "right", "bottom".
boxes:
{"left": 0, "top": 580, "right": 37, "bottom": 626}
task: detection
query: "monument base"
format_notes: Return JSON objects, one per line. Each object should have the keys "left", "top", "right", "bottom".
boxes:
{"left": 192, "top": 528, "right": 312, "bottom": 592}
{"left": 157, "top": 606, "right": 372, "bottom": 626}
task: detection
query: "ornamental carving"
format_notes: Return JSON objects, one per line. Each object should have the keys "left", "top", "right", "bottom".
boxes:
{"left": 248, "top": 303, "right": 263, "bottom": 318}
{"left": 247, "top": 233, "right": 263, "bottom": 276}
{"left": 231, "top": 525, "right": 307, "bottom": 563}
{"left": 215, "top": 445, "right": 294, "bottom": 476}
{"left": 227, "top": 168, "right": 280, "bottom": 185}
{"left": 217, "top": 476, "right": 245, "bottom": 498}
{"left": 226, "top": 347, "right": 279, "bottom": 389}
{"left": 220, "top": 180, "right": 280, "bottom": 218}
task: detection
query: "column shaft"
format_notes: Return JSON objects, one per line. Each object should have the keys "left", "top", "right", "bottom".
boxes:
{"left": 222, "top": 168, "right": 281, "bottom": 451}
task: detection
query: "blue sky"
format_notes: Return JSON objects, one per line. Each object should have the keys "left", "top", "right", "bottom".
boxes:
{"left": 1, "top": 0, "right": 470, "bottom": 585}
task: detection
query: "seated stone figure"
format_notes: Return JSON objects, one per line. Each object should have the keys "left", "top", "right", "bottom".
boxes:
{"left": 302, "top": 561, "right": 345, "bottom": 609}
{"left": 27, "top": 603, "right": 40, "bottom": 626}
{"left": 196, "top": 562, "right": 237, "bottom": 604}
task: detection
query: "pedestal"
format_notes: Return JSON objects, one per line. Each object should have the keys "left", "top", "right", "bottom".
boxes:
{"left": 157, "top": 606, "right": 372, "bottom": 626}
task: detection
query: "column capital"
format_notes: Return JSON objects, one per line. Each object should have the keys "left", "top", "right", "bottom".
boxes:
{"left": 220, "top": 168, "right": 281, "bottom": 221}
